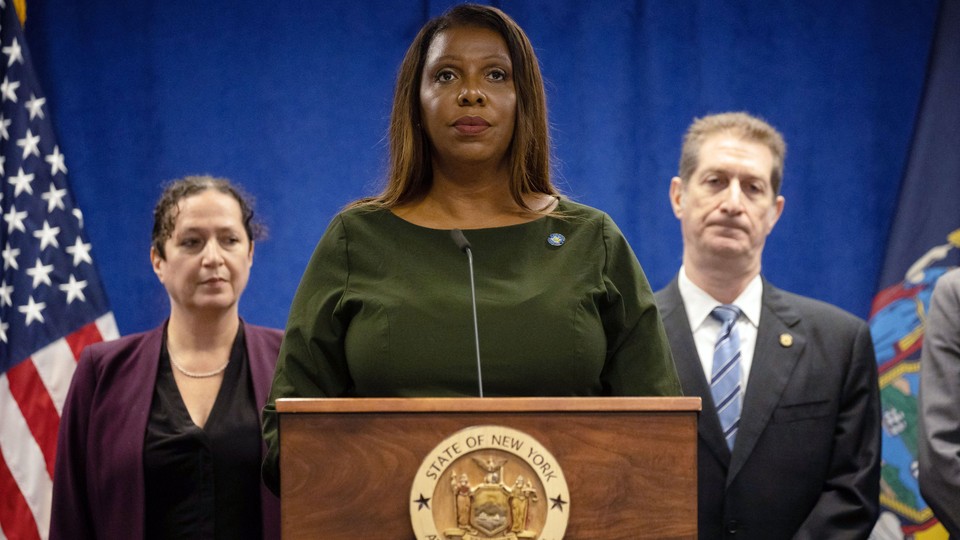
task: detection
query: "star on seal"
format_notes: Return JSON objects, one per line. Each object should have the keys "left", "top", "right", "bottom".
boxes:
{"left": 413, "top": 493, "right": 431, "bottom": 510}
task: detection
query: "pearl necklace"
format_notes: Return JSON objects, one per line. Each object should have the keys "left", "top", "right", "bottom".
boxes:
{"left": 170, "top": 356, "right": 230, "bottom": 378}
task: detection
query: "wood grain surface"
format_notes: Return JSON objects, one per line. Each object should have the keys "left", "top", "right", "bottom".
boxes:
{"left": 279, "top": 398, "right": 699, "bottom": 539}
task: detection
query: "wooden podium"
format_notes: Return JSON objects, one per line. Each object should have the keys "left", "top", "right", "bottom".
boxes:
{"left": 277, "top": 397, "right": 700, "bottom": 539}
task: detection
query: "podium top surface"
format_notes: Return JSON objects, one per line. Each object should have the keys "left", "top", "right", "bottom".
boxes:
{"left": 276, "top": 396, "right": 701, "bottom": 413}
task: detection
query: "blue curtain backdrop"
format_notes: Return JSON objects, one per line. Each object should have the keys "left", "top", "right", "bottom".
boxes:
{"left": 24, "top": 0, "right": 940, "bottom": 334}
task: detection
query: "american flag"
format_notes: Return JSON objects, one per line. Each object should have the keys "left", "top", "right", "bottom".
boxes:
{"left": 0, "top": 2, "right": 118, "bottom": 539}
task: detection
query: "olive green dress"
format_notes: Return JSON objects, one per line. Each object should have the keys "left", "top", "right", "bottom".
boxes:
{"left": 262, "top": 199, "right": 680, "bottom": 491}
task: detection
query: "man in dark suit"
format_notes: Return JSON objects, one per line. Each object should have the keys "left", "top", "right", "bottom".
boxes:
{"left": 655, "top": 112, "right": 880, "bottom": 539}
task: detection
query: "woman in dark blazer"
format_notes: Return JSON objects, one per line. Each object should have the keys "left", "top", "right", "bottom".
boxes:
{"left": 50, "top": 176, "right": 280, "bottom": 540}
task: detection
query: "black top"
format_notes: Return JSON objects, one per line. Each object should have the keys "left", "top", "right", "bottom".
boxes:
{"left": 144, "top": 325, "right": 263, "bottom": 540}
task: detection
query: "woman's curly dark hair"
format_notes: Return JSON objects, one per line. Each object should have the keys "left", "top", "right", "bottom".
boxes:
{"left": 151, "top": 175, "right": 265, "bottom": 258}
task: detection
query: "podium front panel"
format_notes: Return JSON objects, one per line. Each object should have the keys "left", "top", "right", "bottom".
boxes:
{"left": 278, "top": 397, "right": 698, "bottom": 539}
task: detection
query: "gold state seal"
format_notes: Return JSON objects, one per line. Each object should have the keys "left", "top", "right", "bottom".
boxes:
{"left": 410, "top": 426, "right": 569, "bottom": 540}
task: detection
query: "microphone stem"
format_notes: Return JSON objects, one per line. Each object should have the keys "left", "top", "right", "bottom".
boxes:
{"left": 465, "top": 248, "right": 483, "bottom": 398}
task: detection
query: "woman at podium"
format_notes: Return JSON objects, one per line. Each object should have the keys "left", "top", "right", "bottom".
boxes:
{"left": 262, "top": 4, "right": 681, "bottom": 493}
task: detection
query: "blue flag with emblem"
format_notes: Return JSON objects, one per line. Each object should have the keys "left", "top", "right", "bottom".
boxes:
{"left": 868, "top": 0, "right": 960, "bottom": 538}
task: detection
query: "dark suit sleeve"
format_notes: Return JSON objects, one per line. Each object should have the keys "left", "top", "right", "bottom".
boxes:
{"left": 918, "top": 272, "right": 960, "bottom": 536}
{"left": 794, "top": 321, "right": 881, "bottom": 539}
{"left": 49, "top": 348, "right": 98, "bottom": 540}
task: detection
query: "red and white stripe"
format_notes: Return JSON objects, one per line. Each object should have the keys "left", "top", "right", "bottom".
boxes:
{"left": 0, "top": 313, "right": 119, "bottom": 540}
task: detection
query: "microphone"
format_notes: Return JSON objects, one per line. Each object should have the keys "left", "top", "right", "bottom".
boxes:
{"left": 450, "top": 229, "right": 484, "bottom": 398}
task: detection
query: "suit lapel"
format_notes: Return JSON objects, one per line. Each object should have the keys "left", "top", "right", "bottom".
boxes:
{"left": 657, "top": 278, "right": 731, "bottom": 468}
{"left": 727, "top": 280, "right": 806, "bottom": 483}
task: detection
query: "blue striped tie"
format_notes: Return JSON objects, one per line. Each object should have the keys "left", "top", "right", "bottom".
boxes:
{"left": 711, "top": 305, "right": 742, "bottom": 450}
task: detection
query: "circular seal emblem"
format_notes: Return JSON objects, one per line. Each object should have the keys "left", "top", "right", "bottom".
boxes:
{"left": 410, "top": 425, "right": 570, "bottom": 540}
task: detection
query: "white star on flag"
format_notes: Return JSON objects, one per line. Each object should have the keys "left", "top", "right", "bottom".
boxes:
{"left": 18, "top": 296, "right": 46, "bottom": 326}
{"left": 16, "top": 127, "right": 40, "bottom": 159}
{"left": 66, "top": 236, "right": 93, "bottom": 266}
{"left": 45, "top": 145, "right": 67, "bottom": 175}
{"left": 33, "top": 220, "right": 61, "bottom": 250}
{"left": 25, "top": 259, "right": 54, "bottom": 288}
{"left": 0, "top": 113, "right": 9, "bottom": 139}
{"left": 0, "top": 280, "right": 12, "bottom": 306}
{"left": 2, "top": 36, "right": 22, "bottom": 67}
{"left": 25, "top": 93, "right": 45, "bottom": 120}
{"left": 1, "top": 244, "right": 19, "bottom": 270}
{"left": 41, "top": 183, "right": 67, "bottom": 212}
{"left": 0, "top": 75, "right": 18, "bottom": 102}
{"left": 3, "top": 203, "right": 26, "bottom": 233}
{"left": 8, "top": 166, "right": 33, "bottom": 196}
{"left": 0, "top": 319, "right": 8, "bottom": 343}
{"left": 59, "top": 274, "right": 87, "bottom": 304}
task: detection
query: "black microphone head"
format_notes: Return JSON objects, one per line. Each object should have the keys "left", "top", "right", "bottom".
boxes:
{"left": 450, "top": 229, "right": 472, "bottom": 253}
